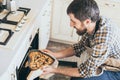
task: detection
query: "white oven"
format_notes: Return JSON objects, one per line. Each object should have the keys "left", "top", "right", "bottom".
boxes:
{"left": 0, "top": 7, "right": 40, "bottom": 80}
{"left": 0, "top": 0, "right": 51, "bottom": 79}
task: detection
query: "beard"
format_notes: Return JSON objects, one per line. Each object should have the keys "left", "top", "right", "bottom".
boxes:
{"left": 76, "top": 28, "right": 87, "bottom": 36}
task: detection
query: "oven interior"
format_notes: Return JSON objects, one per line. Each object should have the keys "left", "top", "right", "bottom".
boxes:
{"left": 16, "top": 32, "right": 40, "bottom": 80}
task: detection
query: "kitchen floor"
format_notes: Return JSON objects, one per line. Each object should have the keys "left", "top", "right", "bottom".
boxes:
{"left": 40, "top": 41, "right": 72, "bottom": 80}
{"left": 46, "top": 41, "right": 70, "bottom": 52}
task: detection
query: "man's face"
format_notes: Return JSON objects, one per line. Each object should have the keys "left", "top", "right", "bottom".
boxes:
{"left": 68, "top": 13, "right": 87, "bottom": 36}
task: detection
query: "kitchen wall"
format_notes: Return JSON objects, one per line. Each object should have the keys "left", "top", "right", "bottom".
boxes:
{"left": 110, "top": 0, "right": 120, "bottom": 2}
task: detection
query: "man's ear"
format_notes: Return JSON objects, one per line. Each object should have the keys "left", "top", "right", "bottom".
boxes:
{"left": 83, "top": 19, "right": 91, "bottom": 28}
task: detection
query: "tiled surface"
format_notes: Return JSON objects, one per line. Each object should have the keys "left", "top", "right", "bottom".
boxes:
{"left": 47, "top": 41, "right": 70, "bottom": 52}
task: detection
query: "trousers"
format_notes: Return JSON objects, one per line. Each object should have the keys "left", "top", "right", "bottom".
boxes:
{"left": 71, "top": 71, "right": 120, "bottom": 80}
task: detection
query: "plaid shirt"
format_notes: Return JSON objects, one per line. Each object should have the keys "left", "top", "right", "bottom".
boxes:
{"left": 73, "top": 16, "right": 120, "bottom": 78}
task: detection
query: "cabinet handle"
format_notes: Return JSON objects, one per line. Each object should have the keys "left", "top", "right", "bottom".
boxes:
{"left": 105, "top": 3, "right": 115, "bottom": 7}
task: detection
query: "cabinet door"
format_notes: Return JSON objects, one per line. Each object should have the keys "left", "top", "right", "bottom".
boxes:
{"left": 51, "top": 0, "right": 79, "bottom": 44}
{"left": 36, "top": 0, "right": 52, "bottom": 49}
{"left": 95, "top": 0, "right": 120, "bottom": 27}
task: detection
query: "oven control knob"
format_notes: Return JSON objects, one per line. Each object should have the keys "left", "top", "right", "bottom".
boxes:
{"left": 21, "top": 19, "right": 26, "bottom": 24}
{"left": 15, "top": 26, "right": 21, "bottom": 32}
{"left": 23, "top": 16, "right": 27, "bottom": 20}
{"left": 18, "top": 23, "right": 23, "bottom": 28}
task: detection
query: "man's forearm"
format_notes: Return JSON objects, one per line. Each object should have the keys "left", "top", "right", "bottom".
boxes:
{"left": 53, "top": 67, "right": 80, "bottom": 77}
{"left": 54, "top": 47, "right": 75, "bottom": 59}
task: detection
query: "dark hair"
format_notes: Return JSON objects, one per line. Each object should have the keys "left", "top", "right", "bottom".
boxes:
{"left": 67, "top": 0, "right": 100, "bottom": 22}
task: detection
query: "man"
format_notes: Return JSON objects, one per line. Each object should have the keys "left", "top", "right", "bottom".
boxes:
{"left": 42, "top": 0, "right": 120, "bottom": 80}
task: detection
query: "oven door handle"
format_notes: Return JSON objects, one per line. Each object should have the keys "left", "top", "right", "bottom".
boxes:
{"left": 16, "top": 67, "right": 19, "bottom": 80}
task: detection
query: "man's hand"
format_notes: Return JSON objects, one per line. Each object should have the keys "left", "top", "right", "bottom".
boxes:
{"left": 41, "top": 66, "right": 56, "bottom": 75}
{"left": 41, "top": 49, "right": 57, "bottom": 58}
{"left": 41, "top": 66, "right": 80, "bottom": 77}
{"left": 41, "top": 47, "right": 75, "bottom": 59}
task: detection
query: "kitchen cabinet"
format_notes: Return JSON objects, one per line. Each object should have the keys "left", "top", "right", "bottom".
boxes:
{"left": 35, "top": 0, "right": 52, "bottom": 49}
{"left": 50, "top": 0, "right": 80, "bottom": 44}
{"left": 95, "top": 0, "right": 120, "bottom": 27}
{"left": 50, "top": 0, "right": 120, "bottom": 44}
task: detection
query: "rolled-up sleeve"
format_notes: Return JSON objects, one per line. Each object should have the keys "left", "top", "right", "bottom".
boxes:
{"left": 72, "top": 34, "right": 89, "bottom": 57}
{"left": 73, "top": 42, "right": 85, "bottom": 57}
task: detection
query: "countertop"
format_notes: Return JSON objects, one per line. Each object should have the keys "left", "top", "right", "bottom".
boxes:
{"left": 0, "top": 0, "right": 48, "bottom": 78}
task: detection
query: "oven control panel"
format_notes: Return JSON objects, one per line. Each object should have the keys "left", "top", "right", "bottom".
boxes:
{"left": 0, "top": 7, "right": 31, "bottom": 45}
{"left": 15, "top": 16, "right": 27, "bottom": 31}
